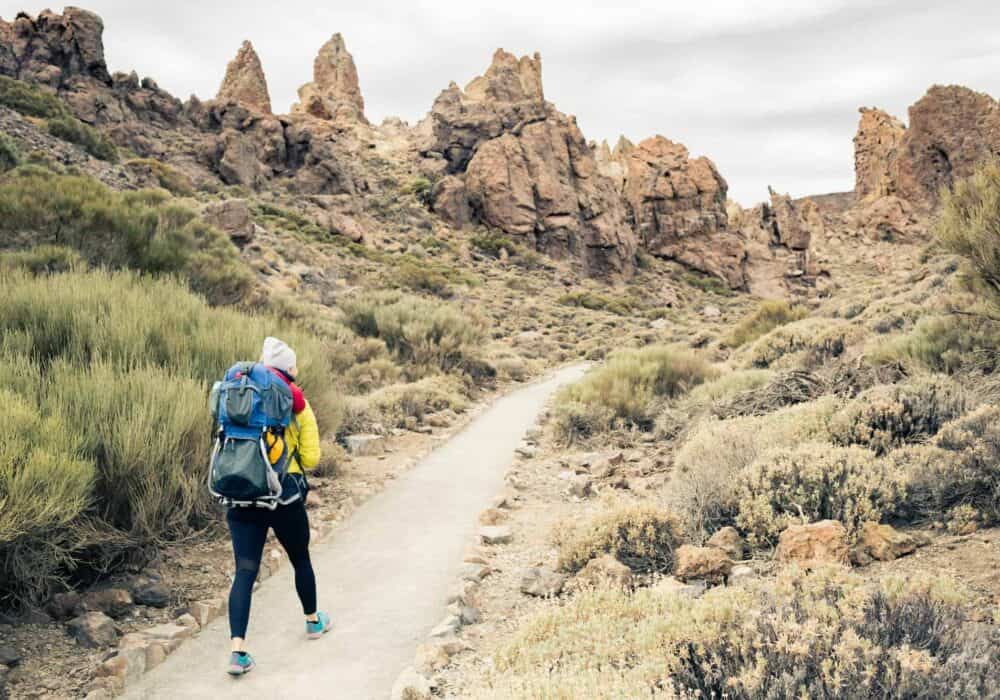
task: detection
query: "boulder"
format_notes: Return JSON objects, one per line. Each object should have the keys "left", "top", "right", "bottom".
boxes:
{"left": 728, "top": 564, "right": 756, "bottom": 586}
{"left": 479, "top": 526, "right": 513, "bottom": 545}
{"left": 850, "top": 195, "right": 917, "bottom": 242}
{"left": 67, "top": 612, "right": 119, "bottom": 648}
{"left": 48, "top": 591, "right": 82, "bottom": 619}
{"left": 431, "top": 176, "right": 472, "bottom": 227}
{"left": 203, "top": 199, "right": 258, "bottom": 244}
{"left": 574, "top": 554, "right": 633, "bottom": 589}
{"left": 80, "top": 589, "right": 133, "bottom": 619}
{"left": 615, "top": 135, "right": 747, "bottom": 289}
{"left": 857, "top": 522, "right": 918, "bottom": 562}
{"left": 0, "top": 646, "right": 18, "bottom": 667}
{"left": 344, "top": 434, "right": 386, "bottom": 457}
{"left": 854, "top": 107, "right": 907, "bottom": 199}
{"left": 292, "top": 34, "right": 367, "bottom": 125}
{"left": 391, "top": 667, "right": 432, "bottom": 700}
{"left": 519, "top": 567, "right": 567, "bottom": 598}
{"left": 706, "top": 527, "right": 746, "bottom": 561}
{"left": 216, "top": 40, "right": 272, "bottom": 114}
{"left": 673, "top": 545, "right": 733, "bottom": 584}
{"left": 775, "top": 520, "right": 850, "bottom": 567}
{"left": 429, "top": 615, "right": 462, "bottom": 638}
{"left": 568, "top": 475, "right": 593, "bottom": 499}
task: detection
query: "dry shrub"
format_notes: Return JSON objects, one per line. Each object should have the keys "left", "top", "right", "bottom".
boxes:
{"left": 345, "top": 375, "right": 468, "bottom": 433}
{"left": 726, "top": 299, "right": 808, "bottom": 348}
{"left": 668, "top": 397, "right": 841, "bottom": 538}
{"left": 735, "top": 443, "right": 904, "bottom": 545}
{"left": 895, "top": 405, "right": 1000, "bottom": 524}
{"left": 470, "top": 567, "right": 996, "bottom": 699}
{"left": 554, "top": 502, "right": 683, "bottom": 574}
{"left": 710, "top": 369, "right": 826, "bottom": 418}
{"left": 340, "top": 291, "right": 485, "bottom": 377}
{"left": 746, "top": 317, "right": 856, "bottom": 369}
{"left": 683, "top": 368, "right": 774, "bottom": 409}
{"left": 830, "top": 376, "right": 969, "bottom": 455}
{"left": 553, "top": 345, "right": 717, "bottom": 442}
{"left": 878, "top": 313, "right": 1000, "bottom": 375}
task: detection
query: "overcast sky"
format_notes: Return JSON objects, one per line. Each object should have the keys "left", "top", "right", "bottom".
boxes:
{"left": 6, "top": 0, "right": 1000, "bottom": 203}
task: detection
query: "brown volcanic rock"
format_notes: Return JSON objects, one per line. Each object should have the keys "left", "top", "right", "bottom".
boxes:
{"left": 424, "top": 49, "right": 548, "bottom": 172}
{"left": 465, "top": 113, "right": 637, "bottom": 277}
{"left": 854, "top": 107, "right": 906, "bottom": 199}
{"left": 896, "top": 85, "right": 1000, "bottom": 203}
{"left": 853, "top": 86, "right": 1000, "bottom": 208}
{"left": 616, "top": 135, "right": 747, "bottom": 289}
{"left": 217, "top": 40, "right": 272, "bottom": 114}
{"left": 775, "top": 520, "right": 849, "bottom": 567}
{"left": 767, "top": 187, "right": 810, "bottom": 251}
{"left": 0, "top": 7, "right": 110, "bottom": 86}
{"left": 292, "top": 33, "right": 367, "bottom": 125}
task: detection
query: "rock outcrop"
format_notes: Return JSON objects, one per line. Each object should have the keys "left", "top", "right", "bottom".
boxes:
{"left": 425, "top": 49, "right": 637, "bottom": 278}
{"left": 854, "top": 107, "right": 906, "bottom": 199}
{"left": 216, "top": 41, "right": 271, "bottom": 114}
{"left": 854, "top": 86, "right": 1000, "bottom": 208}
{"left": 610, "top": 135, "right": 747, "bottom": 289}
{"left": 292, "top": 33, "right": 367, "bottom": 125}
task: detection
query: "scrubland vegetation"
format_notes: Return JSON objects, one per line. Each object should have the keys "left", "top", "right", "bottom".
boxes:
{"left": 484, "top": 161, "right": 1000, "bottom": 698}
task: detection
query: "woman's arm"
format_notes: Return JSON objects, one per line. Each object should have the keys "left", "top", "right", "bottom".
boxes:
{"left": 295, "top": 401, "right": 322, "bottom": 471}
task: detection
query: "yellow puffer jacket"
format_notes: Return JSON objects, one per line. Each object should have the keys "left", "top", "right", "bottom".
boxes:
{"left": 285, "top": 401, "right": 321, "bottom": 474}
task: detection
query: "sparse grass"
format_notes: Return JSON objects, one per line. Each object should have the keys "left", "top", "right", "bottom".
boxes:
{"left": 726, "top": 299, "right": 808, "bottom": 347}
{"left": 680, "top": 271, "right": 733, "bottom": 296}
{"left": 554, "top": 502, "right": 683, "bottom": 574}
{"left": 472, "top": 567, "right": 995, "bottom": 699}
{"left": 554, "top": 346, "right": 718, "bottom": 441}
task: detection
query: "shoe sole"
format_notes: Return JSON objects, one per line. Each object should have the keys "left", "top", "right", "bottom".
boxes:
{"left": 227, "top": 661, "right": 255, "bottom": 676}
{"left": 306, "top": 623, "right": 332, "bottom": 640}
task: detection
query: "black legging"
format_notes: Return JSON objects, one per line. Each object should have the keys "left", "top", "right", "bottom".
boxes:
{"left": 226, "top": 500, "right": 317, "bottom": 639}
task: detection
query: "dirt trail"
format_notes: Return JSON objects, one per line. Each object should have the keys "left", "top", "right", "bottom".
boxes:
{"left": 122, "top": 363, "right": 588, "bottom": 700}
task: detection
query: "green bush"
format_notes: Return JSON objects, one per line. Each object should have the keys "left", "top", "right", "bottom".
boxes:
{"left": 0, "top": 388, "right": 94, "bottom": 606}
{"left": 0, "top": 168, "right": 252, "bottom": 305}
{"left": 554, "top": 346, "right": 718, "bottom": 440}
{"left": 557, "top": 290, "right": 638, "bottom": 316}
{"left": 395, "top": 260, "right": 452, "bottom": 297}
{"left": 747, "top": 317, "right": 856, "bottom": 368}
{"left": 830, "top": 376, "right": 969, "bottom": 455}
{"left": 124, "top": 158, "right": 196, "bottom": 197}
{"left": 554, "top": 502, "right": 683, "bottom": 574}
{"left": 46, "top": 116, "right": 118, "bottom": 162}
{"left": 0, "top": 133, "right": 20, "bottom": 172}
{"left": 935, "top": 160, "right": 1000, "bottom": 305}
{"left": 0, "top": 269, "right": 342, "bottom": 602}
{"left": 0, "top": 245, "right": 83, "bottom": 275}
{"left": 0, "top": 75, "right": 68, "bottom": 119}
{"left": 668, "top": 397, "right": 841, "bottom": 538}
{"left": 340, "top": 292, "right": 485, "bottom": 376}
{"left": 680, "top": 271, "right": 733, "bottom": 296}
{"left": 470, "top": 231, "right": 517, "bottom": 259}
{"left": 474, "top": 567, "right": 995, "bottom": 699}
{"left": 878, "top": 313, "right": 1000, "bottom": 374}
{"left": 726, "top": 299, "right": 808, "bottom": 347}
{"left": 735, "top": 443, "right": 904, "bottom": 545}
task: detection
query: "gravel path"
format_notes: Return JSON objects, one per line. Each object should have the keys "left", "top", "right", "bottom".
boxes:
{"left": 122, "top": 364, "right": 587, "bottom": 700}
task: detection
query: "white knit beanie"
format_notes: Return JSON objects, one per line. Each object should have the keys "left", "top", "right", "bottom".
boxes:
{"left": 260, "top": 336, "right": 297, "bottom": 374}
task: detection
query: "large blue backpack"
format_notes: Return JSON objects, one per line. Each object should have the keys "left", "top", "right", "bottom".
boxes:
{"left": 208, "top": 362, "right": 295, "bottom": 508}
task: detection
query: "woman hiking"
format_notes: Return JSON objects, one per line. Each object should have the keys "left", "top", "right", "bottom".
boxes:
{"left": 225, "top": 337, "right": 331, "bottom": 676}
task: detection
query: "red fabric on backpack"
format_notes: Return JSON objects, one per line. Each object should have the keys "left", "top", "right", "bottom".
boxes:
{"left": 266, "top": 366, "right": 306, "bottom": 414}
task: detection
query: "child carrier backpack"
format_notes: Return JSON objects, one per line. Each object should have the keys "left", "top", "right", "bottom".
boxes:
{"left": 208, "top": 362, "right": 297, "bottom": 509}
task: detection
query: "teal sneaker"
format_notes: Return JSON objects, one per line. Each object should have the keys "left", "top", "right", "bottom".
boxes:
{"left": 306, "top": 611, "right": 332, "bottom": 640}
{"left": 227, "top": 651, "right": 255, "bottom": 676}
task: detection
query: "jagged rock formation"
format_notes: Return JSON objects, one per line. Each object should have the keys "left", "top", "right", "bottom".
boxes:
{"left": 598, "top": 135, "right": 747, "bottom": 289}
{"left": 854, "top": 107, "right": 905, "bottom": 199}
{"left": 854, "top": 86, "right": 1000, "bottom": 208}
{"left": 425, "top": 49, "right": 637, "bottom": 278}
{"left": 292, "top": 33, "right": 367, "bottom": 126}
{"left": 216, "top": 40, "right": 271, "bottom": 114}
